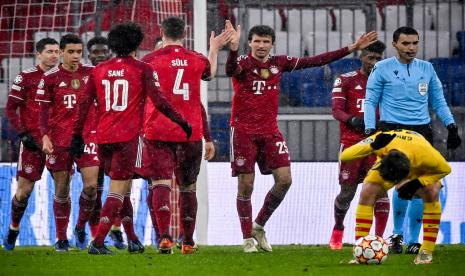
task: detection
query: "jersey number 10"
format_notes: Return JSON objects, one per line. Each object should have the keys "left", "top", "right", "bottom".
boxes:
{"left": 102, "top": 79, "right": 128, "bottom": 111}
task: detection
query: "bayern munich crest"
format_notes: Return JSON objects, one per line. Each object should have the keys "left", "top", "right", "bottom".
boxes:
{"left": 14, "top": 75, "right": 23, "bottom": 84}
{"left": 235, "top": 156, "right": 245, "bottom": 166}
{"left": 48, "top": 155, "right": 57, "bottom": 164}
{"left": 270, "top": 65, "right": 279, "bottom": 74}
{"left": 341, "top": 170, "right": 350, "bottom": 180}
{"left": 24, "top": 164, "right": 34, "bottom": 174}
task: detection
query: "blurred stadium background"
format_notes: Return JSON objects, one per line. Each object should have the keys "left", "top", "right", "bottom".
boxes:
{"left": 0, "top": 0, "right": 464, "bottom": 247}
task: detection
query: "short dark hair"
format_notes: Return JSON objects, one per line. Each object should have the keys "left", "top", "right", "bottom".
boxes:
{"left": 248, "top": 25, "right": 275, "bottom": 43}
{"left": 362, "top": 40, "right": 386, "bottom": 55}
{"left": 60, "top": 34, "right": 83, "bottom": 49}
{"left": 393, "top": 26, "right": 419, "bottom": 42}
{"left": 108, "top": 22, "right": 144, "bottom": 56}
{"left": 377, "top": 151, "right": 410, "bottom": 183}
{"left": 161, "top": 17, "right": 185, "bottom": 40}
{"left": 36, "top": 38, "right": 58, "bottom": 53}
{"left": 87, "top": 36, "right": 108, "bottom": 51}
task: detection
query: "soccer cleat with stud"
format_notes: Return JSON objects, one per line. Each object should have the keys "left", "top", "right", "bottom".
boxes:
{"left": 158, "top": 236, "right": 174, "bottom": 254}
{"left": 252, "top": 227, "right": 272, "bottom": 252}
{"left": 54, "top": 240, "right": 70, "bottom": 252}
{"left": 389, "top": 234, "right": 403, "bottom": 254}
{"left": 3, "top": 228, "right": 19, "bottom": 251}
{"left": 243, "top": 238, "right": 258, "bottom": 253}
{"left": 88, "top": 241, "right": 114, "bottom": 255}
{"left": 181, "top": 244, "right": 197, "bottom": 255}
{"left": 414, "top": 249, "right": 433, "bottom": 265}
{"left": 329, "top": 229, "right": 343, "bottom": 250}
{"left": 73, "top": 226, "right": 88, "bottom": 250}
{"left": 128, "top": 239, "right": 145, "bottom": 254}
{"left": 406, "top": 243, "right": 421, "bottom": 254}
{"left": 109, "top": 229, "right": 126, "bottom": 250}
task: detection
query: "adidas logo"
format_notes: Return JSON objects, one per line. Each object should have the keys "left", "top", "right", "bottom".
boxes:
{"left": 355, "top": 85, "right": 363, "bottom": 90}
{"left": 100, "top": 216, "right": 110, "bottom": 223}
{"left": 59, "top": 81, "right": 67, "bottom": 87}
{"left": 158, "top": 205, "right": 170, "bottom": 212}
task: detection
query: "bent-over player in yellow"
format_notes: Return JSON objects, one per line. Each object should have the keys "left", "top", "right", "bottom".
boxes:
{"left": 340, "top": 129, "right": 451, "bottom": 265}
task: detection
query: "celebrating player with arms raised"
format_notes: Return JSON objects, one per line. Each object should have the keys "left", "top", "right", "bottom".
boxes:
{"left": 73, "top": 22, "right": 191, "bottom": 255}
{"left": 225, "top": 21, "right": 377, "bottom": 253}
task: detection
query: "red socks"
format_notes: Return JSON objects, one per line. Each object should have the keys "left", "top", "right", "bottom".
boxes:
{"left": 237, "top": 196, "right": 252, "bottom": 239}
{"left": 11, "top": 196, "right": 27, "bottom": 228}
{"left": 180, "top": 190, "right": 197, "bottom": 245}
{"left": 76, "top": 192, "right": 96, "bottom": 229}
{"left": 255, "top": 191, "right": 284, "bottom": 227}
{"left": 152, "top": 185, "right": 172, "bottom": 237}
{"left": 53, "top": 195, "right": 71, "bottom": 241}
{"left": 93, "top": 193, "right": 123, "bottom": 246}
{"left": 120, "top": 193, "right": 138, "bottom": 242}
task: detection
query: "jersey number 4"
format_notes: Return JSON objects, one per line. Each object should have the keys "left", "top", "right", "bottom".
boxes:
{"left": 102, "top": 79, "right": 128, "bottom": 111}
{"left": 173, "top": 69, "right": 190, "bottom": 100}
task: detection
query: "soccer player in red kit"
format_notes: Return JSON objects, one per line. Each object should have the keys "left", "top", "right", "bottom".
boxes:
{"left": 36, "top": 34, "right": 97, "bottom": 252}
{"left": 225, "top": 22, "right": 378, "bottom": 252}
{"left": 2, "top": 38, "right": 60, "bottom": 251}
{"left": 73, "top": 22, "right": 191, "bottom": 255}
{"left": 138, "top": 17, "right": 231, "bottom": 254}
{"left": 329, "top": 41, "right": 390, "bottom": 250}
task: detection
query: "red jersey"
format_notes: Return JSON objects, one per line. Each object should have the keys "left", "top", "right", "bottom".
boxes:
{"left": 331, "top": 70, "right": 371, "bottom": 145}
{"left": 36, "top": 64, "right": 93, "bottom": 147}
{"left": 226, "top": 47, "right": 351, "bottom": 134}
{"left": 77, "top": 56, "right": 186, "bottom": 144}
{"left": 141, "top": 45, "right": 211, "bottom": 142}
{"left": 5, "top": 65, "right": 44, "bottom": 141}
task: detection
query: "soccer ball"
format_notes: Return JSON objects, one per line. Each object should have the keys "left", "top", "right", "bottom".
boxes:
{"left": 353, "top": 235, "right": 389, "bottom": 264}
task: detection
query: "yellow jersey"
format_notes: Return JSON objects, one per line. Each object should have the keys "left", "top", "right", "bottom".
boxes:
{"left": 340, "top": 129, "right": 451, "bottom": 187}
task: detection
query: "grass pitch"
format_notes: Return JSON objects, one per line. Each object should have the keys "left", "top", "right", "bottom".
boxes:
{"left": 1, "top": 244, "right": 464, "bottom": 276}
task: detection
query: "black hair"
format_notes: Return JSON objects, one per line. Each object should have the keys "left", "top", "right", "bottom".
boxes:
{"left": 59, "top": 33, "right": 83, "bottom": 49}
{"left": 362, "top": 40, "right": 386, "bottom": 55}
{"left": 377, "top": 151, "right": 410, "bottom": 183}
{"left": 87, "top": 36, "right": 108, "bottom": 51}
{"left": 108, "top": 22, "right": 144, "bottom": 56}
{"left": 393, "top": 26, "right": 419, "bottom": 42}
{"left": 161, "top": 17, "right": 185, "bottom": 40}
{"left": 248, "top": 25, "right": 275, "bottom": 43}
{"left": 36, "top": 38, "right": 59, "bottom": 53}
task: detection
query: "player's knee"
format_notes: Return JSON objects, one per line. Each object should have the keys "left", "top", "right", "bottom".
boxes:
{"left": 16, "top": 187, "right": 33, "bottom": 202}
{"left": 337, "top": 187, "right": 357, "bottom": 205}
{"left": 83, "top": 185, "right": 97, "bottom": 197}
{"left": 359, "top": 183, "right": 380, "bottom": 205}
{"left": 238, "top": 182, "right": 254, "bottom": 197}
{"left": 276, "top": 174, "right": 292, "bottom": 188}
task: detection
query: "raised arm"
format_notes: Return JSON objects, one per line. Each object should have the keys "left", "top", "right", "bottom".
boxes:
{"left": 208, "top": 25, "right": 234, "bottom": 79}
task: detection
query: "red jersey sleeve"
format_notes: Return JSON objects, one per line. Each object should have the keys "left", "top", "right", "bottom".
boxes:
{"left": 35, "top": 76, "right": 54, "bottom": 136}
{"left": 74, "top": 73, "right": 97, "bottom": 135}
{"left": 331, "top": 76, "right": 352, "bottom": 123}
{"left": 280, "top": 47, "right": 350, "bottom": 72}
{"left": 5, "top": 72, "right": 28, "bottom": 133}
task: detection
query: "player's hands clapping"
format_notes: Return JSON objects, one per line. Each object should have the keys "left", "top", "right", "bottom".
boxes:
{"left": 349, "top": 31, "right": 378, "bottom": 52}
{"left": 225, "top": 20, "right": 241, "bottom": 51}
{"left": 370, "top": 133, "right": 396, "bottom": 150}
{"left": 19, "top": 132, "right": 40, "bottom": 151}
{"left": 209, "top": 22, "right": 234, "bottom": 53}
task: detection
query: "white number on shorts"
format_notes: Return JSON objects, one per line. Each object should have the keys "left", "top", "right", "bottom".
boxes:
{"left": 173, "top": 69, "right": 189, "bottom": 100}
{"left": 102, "top": 79, "right": 129, "bottom": 111}
{"left": 84, "top": 143, "right": 97, "bottom": 154}
{"left": 276, "top": 141, "right": 289, "bottom": 154}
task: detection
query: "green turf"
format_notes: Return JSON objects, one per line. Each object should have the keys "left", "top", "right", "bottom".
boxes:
{"left": 1, "top": 244, "right": 465, "bottom": 276}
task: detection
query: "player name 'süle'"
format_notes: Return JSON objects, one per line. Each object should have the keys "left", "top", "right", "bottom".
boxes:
{"left": 171, "top": 58, "right": 188, "bottom": 67}
{"left": 108, "top": 70, "right": 125, "bottom": 77}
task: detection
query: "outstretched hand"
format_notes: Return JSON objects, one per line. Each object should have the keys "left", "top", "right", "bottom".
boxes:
{"left": 209, "top": 28, "right": 234, "bottom": 53}
{"left": 349, "top": 31, "right": 378, "bottom": 52}
{"left": 225, "top": 20, "right": 241, "bottom": 51}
